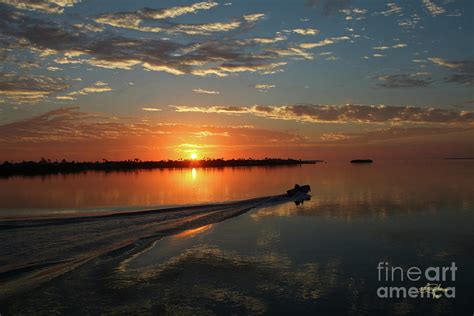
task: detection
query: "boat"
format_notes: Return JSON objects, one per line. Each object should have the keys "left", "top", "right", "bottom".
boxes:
{"left": 350, "top": 159, "right": 373, "bottom": 164}
{"left": 286, "top": 184, "right": 311, "bottom": 196}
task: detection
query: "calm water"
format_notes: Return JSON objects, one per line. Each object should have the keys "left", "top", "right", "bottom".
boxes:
{"left": 1, "top": 161, "right": 473, "bottom": 315}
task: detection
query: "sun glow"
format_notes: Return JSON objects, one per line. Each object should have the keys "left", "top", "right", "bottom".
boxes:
{"left": 191, "top": 152, "right": 198, "bottom": 160}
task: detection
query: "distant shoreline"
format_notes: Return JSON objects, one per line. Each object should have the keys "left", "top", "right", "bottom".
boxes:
{"left": 0, "top": 158, "right": 323, "bottom": 177}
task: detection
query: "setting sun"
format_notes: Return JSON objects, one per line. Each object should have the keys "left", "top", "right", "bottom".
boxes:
{"left": 191, "top": 153, "right": 198, "bottom": 160}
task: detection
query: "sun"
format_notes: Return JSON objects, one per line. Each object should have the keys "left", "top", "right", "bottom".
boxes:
{"left": 190, "top": 153, "right": 198, "bottom": 160}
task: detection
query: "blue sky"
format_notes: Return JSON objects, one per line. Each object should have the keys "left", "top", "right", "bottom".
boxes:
{"left": 0, "top": 0, "right": 472, "bottom": 160}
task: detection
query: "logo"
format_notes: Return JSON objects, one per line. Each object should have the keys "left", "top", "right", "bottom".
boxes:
{"left": 376, "top": 262, "right": 457, "bottom": 299}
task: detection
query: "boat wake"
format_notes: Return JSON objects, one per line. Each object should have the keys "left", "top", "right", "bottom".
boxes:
{"left": 0, "top": 192, "right": 310, "bottom": 299}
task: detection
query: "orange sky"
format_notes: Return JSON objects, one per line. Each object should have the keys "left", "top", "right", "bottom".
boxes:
{"left": 0, "top": 107, "right": 472, "bottom": 161}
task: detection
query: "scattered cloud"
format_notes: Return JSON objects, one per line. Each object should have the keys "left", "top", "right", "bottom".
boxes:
{"left": 289, "top": 28, "right": 319, "bottom": 36}
{"left": 321, "top": 126, "right": 473, "bottom": 144}
{"left": 239, "top": 35, "right": 287, "bottom": 45}
{"left": 325, "top": 56, "right": 339, "bottom": 61}
{"left": 172, "top": 104, "right": 474, "bottom": 125}
{"left": 56, "top": 81, "right": 112, "bottom": 100}
{"left": 73, "top": 23, "right": 104, "bottom": 33}
{"left": 243, "top": 13, "right": 265, "bottom": 22}
{"left": 340, "top": 7, "right": 367, "bottom": 20}
{"left": 71, "top": 81, "right": 112, "bottom": 95}
{"left": 0, "top": 107, "right": 309, "bottom": 159}
{"left": 398, "top": 13, "right": 421, "bottom": 29}
{"left": 191, "top": 62, "right": 288, "bottom": 77}
{"left": 55, "top": 95, "right": 75, "bottom": 101}
{"left": 94, "top": 1, "right": 220, "bottom": 34}
{"left": 255, "top": 84, "right": 276, "bottom": 92}
{"left": 0, "top": 8, "right": 292, "bottom": 77}
{"left": 373, "top": 46, "right": 390, "bottom": 50}
{"left": 0, "top": 0, "right": 80, "bottom": 14}
{"left": 305, "top": 0, "right": 352, "bottom": 15}
{"left": 300, "top": 36, "right": 350, "bottom": 49}
{"left": 94, "top": 5, "right": 265, "bottom": 36}
{"left": 422, "top": 0, "right": 446, "bottom": 16}
{"left": 429, "top": 58, "right": 474, "bottom": 85}
{"left": 379, "top": 3, "right": 403, "bottom": 16}
{"left": 392, "top": 43, "right": 407, "bottom": 48}
{"left": 269, "top": 47, "right": 314, "bottom": 60}
{"left": 193, "top": 88, "right": 220, "bottom": 95}
{"left": 0, "top": 72, "right": 69, "bottom": 103}
{"left": 372, "top": 41, "right": 408, "bottom": 51}
{"left": 375, "top": 74, "right": 433, "bottom": 88}
{"left": 429, "top": 57, "right": 459, "bottom": 69}
{"left": 142, "top": 107, "right": 162, "bottom": 112}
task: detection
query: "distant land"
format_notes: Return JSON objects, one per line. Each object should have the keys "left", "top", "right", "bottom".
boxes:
{"left": 444, "top": 157, "right": 474, "bottom": 160}
{"left": 0, "top": 158, "right": 323, "bottom": 177}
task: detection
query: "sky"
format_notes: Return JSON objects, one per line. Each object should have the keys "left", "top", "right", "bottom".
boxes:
{"left": 0, "top": 0, "right": 473, "bottom": 161}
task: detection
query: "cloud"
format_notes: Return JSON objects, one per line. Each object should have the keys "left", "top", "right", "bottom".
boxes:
{"left": 429, "top": 58, "right": 474, "bottom": 85}
{"left": 255, "top": 84, "right": 275, "bottom": 92}
{"left": 56, "top": 81, "right": 112, "bottom": 100}
{"left": 305, "top": 0, "right": 352, "bottom": 15}
{"left": 0, "top": 107, "right": 311, "bottom": 160}
{"left": 373, "top": 46, "right": 390, "bottom": 50}
{"left": 73, "top": 23, "right": 104, "bottom": 33}
{"left": 191, "top": 62, "right": 288, "bottom": 77}
{"left": 0, "top": 72, "right": 69, "bottom": 103}
{"left": 422, "top": 0, "right": 446, "bottom": 16}
{"left": 94, "top": 1, "right": 218, "bottom": 29}
{"left": 73, "top": 81, "right": 112, "bottom": 94}
{"left": 373, "top": 43, "right": 407, "bottom": 50}
{"left": 193, "top": 130, "right": 230, "bottom": 138}
{"left": 375, "top": 74, "right": 433, "bottom": 88}
{"left": 142, "top": 107, "right": 162, "bottom": 112}
{"left": 392, "top": 43, "right": 407, "bottom": 48}
{"left": 299, "top": 36, "right": 350, "bottom": 49}
{"left": 172, "top": 104, "right": 474, "bottom": 125}
{"left": 0, "top": 0, "right": 80, "bottom": 14}
{"left": 240, "top": 35, "right": 287, "bottom": 44}
{"left": 429, "top": 57, "right": 459, "bottom": 69}
{"left": 243, "top": 13, "right": 265, "bottom": 22}
{"left": 289, "top": 28, "right": 319, "bottom": 36}
{"left": 0, "top": 72, "right": 68, "bottom": 96}
{"left": 55, "top": 95, "right": 75, "bottom": 101}
{"left": 269, "top": 47, "right": 314, "bottom": 60}
{"left": 0, "top": 8, "right": 292, "bottom": 77}
{"left": 340, "top": 7, "right": 367, "bottom": 20}
{"left": 0, "top": 107, "right": 472, "bottom": 161}
{"left": 144, "top": 1, "right": 218, "bottom": 19}
{"left": 378, "top": 3, "right": 403, "bottom": 16}
{"left": 320, "top": 126, "right": 473, "bottom": 144}
{"left": 193, "top": 88, "right": 220, "bottom": 95}
{"left": 93, "top": 2, "right": 262, "bottom": 36}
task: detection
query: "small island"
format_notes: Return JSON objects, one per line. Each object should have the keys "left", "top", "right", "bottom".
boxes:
{"left": 350, "top": 159, "right": 373, "bottom": 164}
{"left": 0, "top": 158, "right": 324, "bottom": 177}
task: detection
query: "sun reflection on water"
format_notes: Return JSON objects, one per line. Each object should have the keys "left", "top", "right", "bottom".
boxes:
{"left": 172, "top": 224, "right": 213, "bottom": 239}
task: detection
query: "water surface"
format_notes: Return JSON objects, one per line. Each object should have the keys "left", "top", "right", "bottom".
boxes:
{"left": 0, "top": 161, "right": 473, "bottom": 314}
